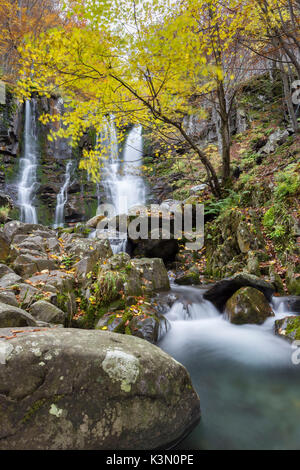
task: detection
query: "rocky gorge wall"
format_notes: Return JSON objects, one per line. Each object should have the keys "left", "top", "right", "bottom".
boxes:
{"left": 0, "top": 84, "right": 102, "bottom": 227}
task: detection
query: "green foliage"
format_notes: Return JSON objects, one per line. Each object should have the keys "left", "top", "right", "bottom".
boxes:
{"left": 0, "top": 205, "right": 10, "bottom": 223}
{"left": 274, "top": 165, "right": 300, "bottom": 201}
{"left": 263, "top": 203, "right": 294, "bottom": 249}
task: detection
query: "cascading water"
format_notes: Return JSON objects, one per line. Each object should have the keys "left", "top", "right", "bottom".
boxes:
{"left": 17, "top": 99, "right": 39, "bottom": 224}
{"left": 159, "top": 284, "right": 300, "bottom": 450}
{"left": 53, "top": 160, "right": 73, "bottom": 228}
{"left": 92, "top": 121, "right": 147, "bottom": 253}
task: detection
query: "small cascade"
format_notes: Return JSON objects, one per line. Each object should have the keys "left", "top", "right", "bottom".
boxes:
{"left": 159, "top": 285, "right": 300, "bottom": 450}
{"left": 17, "top": 99, "right": 39, "bottom": 224}
{"left": 53, "top": 161, "right": 73, "bottom": 228}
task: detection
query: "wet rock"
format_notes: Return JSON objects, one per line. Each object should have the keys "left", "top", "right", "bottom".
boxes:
{"left": 0, "top": 302, "right": 37, "bottom": 327}
{"left": 29, "top": 300, "right": 67, "bottom": 325}
{"left": 175, "top": 270, "right": 201, "bottom": 286}
{"left": 0, "top": 328, "right": 200, "bottom": 450}
{"left": 226, "top": 286, "right": 274, "bottom": 325}
{"left": 275, "top": 316, "right": 300, "bottom": 342}
{"left": 204, "top": 273, "right": 275, "bottom": 312}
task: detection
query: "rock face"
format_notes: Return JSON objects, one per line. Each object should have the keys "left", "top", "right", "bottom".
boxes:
{"left": 0, "top": 328, "right": 200, "bottom": 450}
{"left": 226, "top": 287, "right": 274, "bottom": 325}
{"left": 275, "top": 316, "right": 300, "bottom": 342}
{"left": 0, "top": 231, "right": 10, "bottom": 262}
{"left": 204, "top": 273, "right": 275, "bottom": 312}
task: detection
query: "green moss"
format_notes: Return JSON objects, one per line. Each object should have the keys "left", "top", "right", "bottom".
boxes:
{"left": 285, "top": 317, "right": 300, "bottom": 341}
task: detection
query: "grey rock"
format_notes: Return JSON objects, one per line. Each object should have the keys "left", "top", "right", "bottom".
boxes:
{"left": 0, "top": 264, "right": 15, "bottom": 278}
{"left": 0, "top": 302, "right": 37, "bottom": 327}
{"left": 0, "top": 328, "right": 200, "bottom": 449}
{"left": 29, "top": 301, "right": 67, "bottom": 325}
{"left": 0, "top": 273, "right": 22, "bottom": 288}
{"left": 203, "top": 273, "right": 275, "bottom": 312}
{"left": 0, "top": 291, "right": 18, "bottom": 307}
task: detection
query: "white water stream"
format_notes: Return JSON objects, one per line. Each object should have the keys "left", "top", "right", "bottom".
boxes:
{"left": 53, "top": 160, "right": 73, "bottom": 228}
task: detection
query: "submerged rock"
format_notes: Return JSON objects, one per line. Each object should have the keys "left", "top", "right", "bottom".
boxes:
{"left": 203, "top": 273, "right": 275, "bottom": 312}
{"left": 226, "top": 287, "right": 274, "bottom": 325}
{"left": 0, "top": 328, "right": 200, "bottom": 450}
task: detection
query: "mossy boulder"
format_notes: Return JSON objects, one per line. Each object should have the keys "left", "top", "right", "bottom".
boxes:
{"left": 226, "top": 286, "right": 274, "bottom": 325}
{"left": 0, "top": 328, "right": 200, "bottom": 449}
{"left": 275, "top": 316, "right": 300, "bottom": 342}
{"left": 96, "top": 254, "right": 170, "bottom": 307}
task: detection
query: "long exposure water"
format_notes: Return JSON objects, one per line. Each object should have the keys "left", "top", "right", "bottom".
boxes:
{"left": 92, "top": 122, "right": 147, "bottom": 252}
{"left": 159, "top": 285, "right": 300, "bottom": 450}
{"left": 53, "top": 160, "right": 73, "bottom": 228}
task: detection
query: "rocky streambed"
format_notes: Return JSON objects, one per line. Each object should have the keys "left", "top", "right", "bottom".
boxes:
{"left": 0, "top": 218, "right": 299, "bottom": 449}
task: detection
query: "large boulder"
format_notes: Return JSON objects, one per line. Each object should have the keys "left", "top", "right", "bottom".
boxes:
{"left": 203, "top": 273, "right": 275, "bottom": 312}
{"left": 97, "top": 253, "right": 170, "bottom": 306}
{"left": 73, "top": 239, "right": 113, "bottom": 281}
{"left": 0, "top": 302, "right": 37, "bottom": 328}
{"left": 226, "top": 287, "right": 274, "bottom": 325}
{"left": 25, "top": 271, "right": 74, "bottom": 293}
{"left": 13, "top": 254, "right": 56, "bottom": 278}
{"left": 0, "top": 328, "right": 200, "bottom": 449}
{"left": 275, "top": 316, "right": 300, "bottom": 342}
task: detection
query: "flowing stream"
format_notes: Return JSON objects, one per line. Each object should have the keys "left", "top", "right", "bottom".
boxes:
{"left": 53, "top": 160, "right": 73, "bottom": 228}
{"left": 159, "top": 285, "right": 300, "bottom": 450}
{"left": 17, "top": 100, "right": 39, "bottom": 224}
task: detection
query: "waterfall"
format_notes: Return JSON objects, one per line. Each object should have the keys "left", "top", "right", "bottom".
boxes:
{"left": 92, "top": 121, "right": 146, "bottom": 253}
{"left": 17, "top": 99, "right": 39, "bottom": 224}
{"left": 53, "top": 160, "right": 73, "bottom": 228}
{"left": 116, "top": 124, "right": 146, "bottom": 214}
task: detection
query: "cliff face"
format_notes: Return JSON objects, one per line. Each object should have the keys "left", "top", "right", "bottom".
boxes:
{"left": 0, "top": 85, "right": 101, "bottom": 226}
